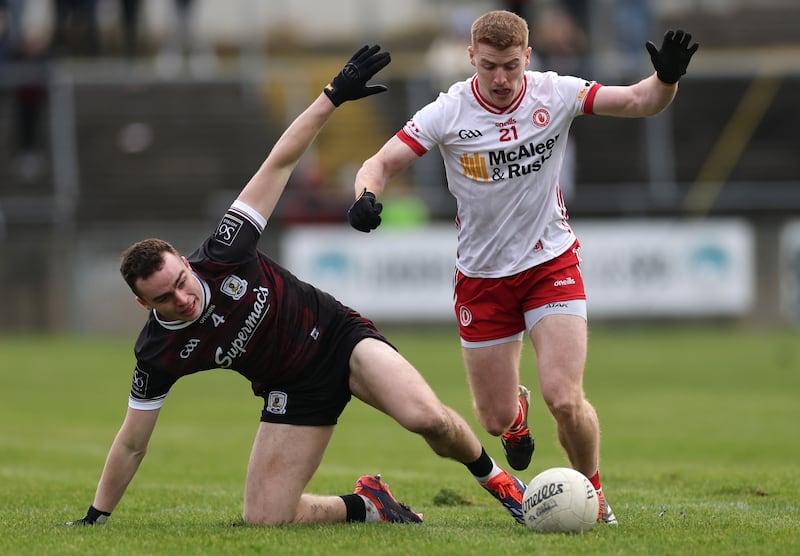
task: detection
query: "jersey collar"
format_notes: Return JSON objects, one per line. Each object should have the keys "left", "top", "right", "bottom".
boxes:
{"left": 470, "top": 73, "right": 527, "bottom": 114}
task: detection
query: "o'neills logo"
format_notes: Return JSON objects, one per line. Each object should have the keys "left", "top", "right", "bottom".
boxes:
{"left": 553, "top": 277, "right": 576, "bottom": 287}
{"left": 495, "top": 116, "right": 517, "bottom": 128}
{"left": 215, "top": 286, "right": 270, "bottom": 368}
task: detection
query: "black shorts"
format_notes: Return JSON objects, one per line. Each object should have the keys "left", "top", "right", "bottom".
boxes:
{"left": 257, "top": 310, "right": 393, "bottom": 426}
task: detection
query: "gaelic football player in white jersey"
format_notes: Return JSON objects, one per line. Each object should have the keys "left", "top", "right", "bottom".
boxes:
{"left": 350, "top": 10, "right": 699, "bottom": 525}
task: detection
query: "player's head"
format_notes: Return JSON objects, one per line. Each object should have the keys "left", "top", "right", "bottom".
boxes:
{"left": 470, "top": 10, "right": 529, "bottom": 50}
{"left": 120, "top": 238, "right": 203, "bottom": 321}
{"left": 470, "top": 10, "right": 529, "bottom": 51}
{"left": 469, "top": 10, "right": 531, "bottom": 108}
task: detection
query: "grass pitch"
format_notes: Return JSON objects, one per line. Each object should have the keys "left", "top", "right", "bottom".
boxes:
{"left": 1, "top": 324, "right": 798, "bottom": 555}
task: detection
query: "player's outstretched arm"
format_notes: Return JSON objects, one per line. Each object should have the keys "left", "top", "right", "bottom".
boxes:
{"left": 349, "top": 135, "right": 419, "bottom": 232}
{"left": 67, "top": 408, "right": 160, "bottom": 525}
{"left": 592, "top": 29, "right": 699, "bottom": 118}
{"left": 237, "top": 45, "right": 391, "bottom": 222}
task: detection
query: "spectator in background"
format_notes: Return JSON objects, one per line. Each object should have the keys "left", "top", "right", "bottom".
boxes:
{"left": 425, "top": 7, "right": 477, "bottom": 94}
{"left": 502, "top": 0, "right": 529, "bottom": 18}
{"left": 529, "top": 2, "right": 587, "bottom": 76}
{"left": 14, "top": 37, "right": 49, "bottom": 181}
{"left": 528, "top": 3, "right": 588, "bottom": 201}
{"left": 155, "top": 0, "right": 217, "bottom": 78}
{"left": 3, "top": 7, "right": 50, "bottom": 182}
{"left": 560, "top": 0, "right": 590, "bottom": 39}
{"left": 614, "top": 0, "right": 654, "bottom": 78}
{"left": 52, "top": 0, "right": 100, "bottom": 56}
{"left": 118, "top": 0, "right": 141, "bottom": 58}
{"left": 0, "top": 1, "right": 11, "bottom": 63}
{"left": 0, "top": 0, "right": 23, "bottom": 56}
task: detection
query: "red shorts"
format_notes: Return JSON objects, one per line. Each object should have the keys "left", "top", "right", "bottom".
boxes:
{"left": 454, "top": 241, "right": 586, "bottom": 343}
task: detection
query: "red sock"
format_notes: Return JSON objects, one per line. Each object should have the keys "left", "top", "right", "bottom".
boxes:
{"left": 508, "top": 401, "right": 525, "bottom": 432}
{"left": 588, "top": 470, "right": 602, "bottom": 491}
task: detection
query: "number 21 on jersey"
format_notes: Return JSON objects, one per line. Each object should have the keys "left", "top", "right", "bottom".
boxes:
{"left": 499, "top": 126, "right": 518, "bottom": 142}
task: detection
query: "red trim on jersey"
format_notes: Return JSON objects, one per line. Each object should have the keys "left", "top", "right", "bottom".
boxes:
{"left": 396, "top": 129, "right": 428, "bottom": 156}
{"left": 582, "top": 82, "right": 603, "bottom": 115}
{"left": 470, "top": 74, "right": 527, "bottom": 114}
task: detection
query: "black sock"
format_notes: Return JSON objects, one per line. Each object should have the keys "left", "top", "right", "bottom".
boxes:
{"left": 465, "top": 447, "right": 494, "bottom": 478}
{"left": 340, "top": 493, "right": 367, "bottom": 522}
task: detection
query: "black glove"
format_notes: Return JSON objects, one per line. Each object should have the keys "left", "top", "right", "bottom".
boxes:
{"left": 324, "top": 45, "right": 391, "bottom": 107}
{"left": 348, "top": 188, "right": 383, "bottom": 232}
{"left": 646, "top": 29, "right": 699, "bottom": 84}
{"left": 66, "top": 504, "right": 111, "bottom": 526}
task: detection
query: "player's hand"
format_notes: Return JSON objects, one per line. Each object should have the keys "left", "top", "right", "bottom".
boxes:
{"left": 66, "top": 505, "right": 110, "bottom": 526}
{"left": 348, "top": 188, "right": 383, "bottom": 232}
{"left": 324, "top": 45, "right": 391, "bottom": 106}
{"left": 646, "top": 29, "right": 699, "bottom": 84}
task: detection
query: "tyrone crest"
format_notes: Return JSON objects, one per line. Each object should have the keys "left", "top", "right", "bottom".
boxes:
{"left": 532, "top": 108, "right": 551, "bottom": 128}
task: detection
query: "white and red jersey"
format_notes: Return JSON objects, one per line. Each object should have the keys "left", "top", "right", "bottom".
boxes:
{"left": 398, "top": 71, "right": 601, "bottom": 278}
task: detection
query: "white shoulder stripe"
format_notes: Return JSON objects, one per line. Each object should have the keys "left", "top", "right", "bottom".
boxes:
{"left": 231, "top": 200, "right": 267, "bottom": 232}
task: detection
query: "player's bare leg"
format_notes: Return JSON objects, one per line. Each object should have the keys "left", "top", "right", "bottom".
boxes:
{"left": 350, "top": 338, "right": 527, "bottom": 525}
{"left": 530, "top": 314, "right": 599, "bottom": 477}
{"left": 349, "top": 338, "right": 482, "bottom": 463}
{"left": 243, "top": 422, "right": 345, "bottom": 525}
{"left": 460, "top": 340, "right": 524, "bottom": 436}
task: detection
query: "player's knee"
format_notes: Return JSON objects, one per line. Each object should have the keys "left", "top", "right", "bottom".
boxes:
{"left": 483, "top": 415, "right": 515, "bottom": 437}
{"left": 404, "top": 402, "right": 452, "bottom": 438}
{"left": 474, "top": 402, "right": 517, "bottom": 436}
{"left": 242, "top": 509, "right": 276, "bottom": 526}
{"left": 544, "top": 390, "right": 583, "bottom": 425}
{"left": 243, "top": 495, "right": 298, "bottom": 526}
{"left": 242, "top": 507, "right": 294, "bottom": 526}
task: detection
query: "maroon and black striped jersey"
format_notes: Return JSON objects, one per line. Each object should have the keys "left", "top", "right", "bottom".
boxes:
{"left": 128, "top": 200, "right": 371, "bottom": 409}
